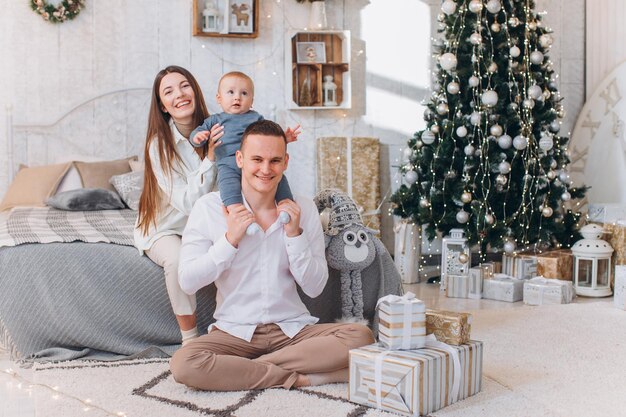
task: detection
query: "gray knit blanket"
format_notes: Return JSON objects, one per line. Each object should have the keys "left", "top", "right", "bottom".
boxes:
{"left": 0, "top": 207, "right": 136, "bottom": 247}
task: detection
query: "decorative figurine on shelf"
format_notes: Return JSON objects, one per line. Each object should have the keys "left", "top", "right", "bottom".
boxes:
{"left": 299, "top": 77, "right": 313, "bottom": 106}
{"left": 202, "top": 0, "right": 220, "bottom": 33}
{"left": 323, "top": 75, "right": 338, "bottom": 106}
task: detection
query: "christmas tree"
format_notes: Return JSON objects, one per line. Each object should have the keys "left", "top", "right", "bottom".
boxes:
{"left": 390, "top": 0, "right": 586, "bottom": 256}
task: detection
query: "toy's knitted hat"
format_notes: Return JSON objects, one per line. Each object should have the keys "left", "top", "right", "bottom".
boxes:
{"left": 314, "top": 189, "right": 363, "bottom": 236}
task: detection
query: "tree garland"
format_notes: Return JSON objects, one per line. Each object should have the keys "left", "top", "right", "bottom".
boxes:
{"left": 30, "top": 0, "right": 85, "bottom": 24}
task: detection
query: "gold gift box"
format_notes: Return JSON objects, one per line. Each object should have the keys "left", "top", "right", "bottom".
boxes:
{"left": 604, "top": 223, "right": 626, "bottom": 265}
{"left": 535, "top": 249, "right": 573, "bottom": 280}
{"left": 317, "top": 137, "right": 381, "bottom": 232}
{"left": 425, "top": 309, "right": 472, "bottom": 346}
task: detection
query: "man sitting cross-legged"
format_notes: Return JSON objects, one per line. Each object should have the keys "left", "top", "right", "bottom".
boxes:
{"left": 170, "top": 119, "right": 374, "bottom": 390}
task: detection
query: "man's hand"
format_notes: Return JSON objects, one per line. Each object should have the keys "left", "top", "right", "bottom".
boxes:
{"left": 285, "top": 124, "right": 302, "bottom": 144}
{"left": 277, "top": 199, "right": 302, "bottom": 237}
{"left": 224, "top": 204, "right": 255, "bottom": 247}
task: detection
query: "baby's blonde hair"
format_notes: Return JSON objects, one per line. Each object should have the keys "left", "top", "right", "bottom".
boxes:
{"left": 218, "top": 71, "right": 255, "bottom": 95}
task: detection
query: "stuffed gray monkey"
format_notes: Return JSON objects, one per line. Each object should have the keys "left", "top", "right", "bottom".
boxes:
{"left": 315, "top": 189, "right": 379, "bottom": 322}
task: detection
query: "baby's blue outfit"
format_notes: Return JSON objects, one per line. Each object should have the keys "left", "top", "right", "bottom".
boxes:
{"left": 190, "top": 110, "right": 293, "bottom": 207}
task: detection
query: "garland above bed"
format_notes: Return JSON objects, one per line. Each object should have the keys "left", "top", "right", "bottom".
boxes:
{"left": 30, "top": 0, "right": 85, "bottom": 24}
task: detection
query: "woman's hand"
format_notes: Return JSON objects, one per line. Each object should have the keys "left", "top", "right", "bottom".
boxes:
{"left": 207, "top": 123, "right": 225, "bottom": 161}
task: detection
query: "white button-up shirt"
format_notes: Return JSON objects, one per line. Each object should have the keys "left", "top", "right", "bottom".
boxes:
{"left": 134, "top": 120, "right": 216, "bottom": 253}
{"left": 179, "top": 192, "right": 329, "bottom": 342}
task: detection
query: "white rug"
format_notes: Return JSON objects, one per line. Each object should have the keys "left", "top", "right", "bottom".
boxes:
{"left": 24, "top": 300, "right": 626, "bottom": 417}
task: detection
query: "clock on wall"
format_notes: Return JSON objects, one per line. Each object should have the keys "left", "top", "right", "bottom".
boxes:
{"left": 569, "top": 59, "right": 626, "bottom": 205}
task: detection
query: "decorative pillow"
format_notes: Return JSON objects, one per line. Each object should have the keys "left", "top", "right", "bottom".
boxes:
{"left": 55, "top": 155, "right": 108, "bottom": 194}
{"left": 129, "top": 159, "right": 145, "bottom": 172}
{"left": 46, "top": 188, "right": 125, "bottom": 211}
{"left": 0, "top": 162, "right": 72, "bottom": 211}
{"left": 109, "top": 171, "right": 143, "bottom": 210}
{"left": 75, "top": 156, "right": 137, "bottom": 192}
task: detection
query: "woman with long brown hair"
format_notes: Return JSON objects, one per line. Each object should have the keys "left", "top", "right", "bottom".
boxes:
{"left": 135, "top": 66, "right": 223, "bottom": 345}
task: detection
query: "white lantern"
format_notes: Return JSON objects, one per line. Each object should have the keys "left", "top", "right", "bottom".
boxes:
{"left": 322, "top": 75, "right": 338, "bottom": 106}
{"left": 202, "top": 0, "right": 220, "bottom": 33}
{"left": 572, "top": 224, "right": 614, "bottom": 297}
{"left": 441, "top": 229, "right": 471, "bottom": 279}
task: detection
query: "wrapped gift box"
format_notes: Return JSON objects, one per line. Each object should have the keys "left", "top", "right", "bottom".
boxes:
{"left": 502, "top": 253, "right": 538, "bottom": 280}
{"left": 317, "top": 137, "right": 381, "bottom": 232}
{"left": 349, "top": 341, "right": 483, "bottom": 417}
{"left": 483, "top": 274, "right": 524, "bottom": 302}
{"left": 468, "top": 267, "right": 483, "bottom": 299}
{"left": 587, "top": 204, "right": 626, "bottom": 223}
{"left": 377, "top": 293, "right": 426, "bottom": 350}
{"left": 479, "top": 262, "right": 495, "bottom": 279}
{"left": 425, "top": 309, "right": 472, "bottom": 345}
{"left": 535, "top": 249, "right": 573, "bottom": 280}
{"left": 523, "top": 277, "right": 576, "bottom": 305}
{"left": 446, "top": 274, "right": 471, "bottom": 298}
{"left": 604, "top": 222, "right": 626, "bottom": 266}
{"left": 394, "top": 219, "right": 420, "bottom": 284}
{"left": 615, "top": 265, "right": 626, "bottom": 310}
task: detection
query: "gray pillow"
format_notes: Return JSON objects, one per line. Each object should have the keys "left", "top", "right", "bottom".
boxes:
{"left": 46, "top": 188, "right": 125, "bottom": 211}
{"left": 109, "top": 171, "right": 143, "bottom": 210}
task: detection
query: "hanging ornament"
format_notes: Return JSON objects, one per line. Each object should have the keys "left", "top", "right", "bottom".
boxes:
{"left": 542, "top": 206, "right": 554, "bottom": 217}
{"left": 559, "top": 171, "right": 571, "bottom": 183}
{"left": 437, "top": 102, "right": 449, "bottom": 115}
{"left": 523, "top": 98, "right": 535, "bottom": 109}
{"left": 439, "top": 53, "right": 458, "bottom": 71}
{"left": 405, "top": 170, "right": 418, "bottom": 184}
{"left": 539, "top": 34, "right": 554, "bottom": 48}
{"left": 458, "top": 253, "right": 470, "bottom": 264}
{"left": 431, "top": 124, "right": 440, "bottom": 134}
{"left": 485, "top": 213, "right": 495, "bottom": 224}
{"left": 424, "top": 108, "right": 435, "bottom": 121}
{"left": 561, "top": 192, "right": 571, "bottom": 201}
{"left": 422, "top": 130, "right": 436, "bottom": 144}
{"left": 488, "top": 62, "right": 498, "bottom": 73}
{"left": 414, "top": 139, "right": 423, "bottom": 149}
{"left": 461, "top": 192, "right": 473, "bottom": 203}
{"left": 509, "top": 102, "right": 519, "bottom": 111}
{"left": 446, "top": 169, "right": 457, "bottom": 179}
{"left": 402, "top": 147, "right": 414, "bottom": 160}
{"left": 468, "top": 0, "right": 483, "bottom": 13}
{"left": 503, "top": 240, "right": 516, "bottom": 254}
{"left": 498, "top": 134, "right": 512, "bottom": 149}
{"left": 470, "top": 111, "right": 481, "bottom": 125}
{"left": 471, "top": 54, "right": 478, "bottom": 63}
{"left": 419, "top": 197, "right": 430, "bottom": 208}
{"left": 498, "top": 161, "right": 511, "bottom": 174}
{"left": 496, "top": 174, "right": 508, "bottom": 185}
{"left": 457, "top": 125, "right": 468, "bottom": 138}
{"left": 464, "top": 144, "right": 475, "bottom": 156}
{"left": 539, "top": 134, "right": 554, "bottom": 151}
{"left": 513, "top": 135, "right": 528, "bottom": 150}
{"left": 509, "top": 45, "right": 521, "bottom": 58}
{"left": 481, "top": 90, "right": 499, "bottom": 107}
{"left": 490, "top": 124, "right": 503, "bottom": 136}
{"left": 469, "top": 75, "right": 480, "bottom": 87}
{"left": 528, "top": 85, "right": 543, "bottom": 100}
{"left": 550, "top": 159, "right": 558, "bottom": 169}
{"left": 438, "top": 12, "right": 446, "bottom": 22}
{"left": 508, "top": 16, "right": 520, "bottom": 27}
{"left": 447, "top": 81, "right": 460, "bottom": 94}
{"left": 470, "top": 32, "right": 482, "bottom": 45}
{"left": 530, "top": 51, "right": 544, "bottom": 65}
{"left": 456, "top": 210, "right": 470, "bottom": 223}
{"left": 547, "top": 170, "right": 556, "bottom": 180}
{"left": 441, "top": 0, "right": 457, "bottom": 15}
{"left": 528, "top": 21, "right": 537, "bottom": 30}
{"left": 486, "top": 0, "right": 501, "bottom": 14}
{"left": 491, "top": 22, "right": 501, "bottom": 32}
{"left": 549, "top": 120, "right": 561, "bottom": 133}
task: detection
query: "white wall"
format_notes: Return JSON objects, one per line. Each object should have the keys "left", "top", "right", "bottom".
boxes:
{"left": 0, "top": 0, "right": 584, "bottom": 250}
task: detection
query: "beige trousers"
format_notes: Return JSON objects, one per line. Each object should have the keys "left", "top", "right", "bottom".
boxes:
{"left": 170, "top": 322, "right": 375, "bottom": 391}
{"left": 145, "top": 234, "right": 196, "bottom": 316}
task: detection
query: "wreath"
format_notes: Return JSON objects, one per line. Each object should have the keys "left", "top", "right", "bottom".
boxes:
{"left": 30, "top": 0, "right": 85, "bottom": 24}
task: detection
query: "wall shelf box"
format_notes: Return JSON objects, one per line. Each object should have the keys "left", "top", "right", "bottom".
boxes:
{"left": 285, "top": 30, "right": 351, "bottom": 110}
{"left": 193, "top": 0, "right": 259, "bottom": 39}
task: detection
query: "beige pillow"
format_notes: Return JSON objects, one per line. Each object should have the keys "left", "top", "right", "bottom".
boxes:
{"left": 0, "top": 162, "right": 72, "bottom": 211}
{"left": 75, "top": 156, "right": 137, "bottom": 191}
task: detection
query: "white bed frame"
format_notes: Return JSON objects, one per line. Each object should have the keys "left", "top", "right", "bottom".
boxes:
{"left": 5, "top": 88, "right": 151, "bottom": 183}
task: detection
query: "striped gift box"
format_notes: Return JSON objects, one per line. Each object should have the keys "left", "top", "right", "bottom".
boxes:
{"left": 483, "top": 274, "right": 524, "bottom": 302}
{"left": 523, "top": 277, "right": 575, "bottom": 305}
{"left": 425, "top": 310, "right": 472, "bottom": 346}
{"left": 615, "top": 266, "right": 626, "bottom": 310}
{"left": 445, "top": 274, "right": 471, "bottom": 298}
{"left": 468, "top": 267, "right": 484, "bottom": 299}
{"left": 348, "top": 341, "right": 483, "bottom": 416}
{"left": 377, "top": 293, "right": 426, "bottom": 350}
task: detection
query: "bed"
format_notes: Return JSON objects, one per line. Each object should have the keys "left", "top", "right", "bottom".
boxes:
{"left": 0, "top": 89, "right": 402, "bottom": 363}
